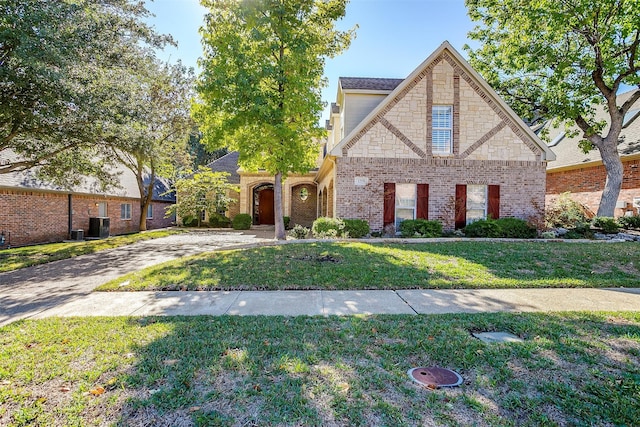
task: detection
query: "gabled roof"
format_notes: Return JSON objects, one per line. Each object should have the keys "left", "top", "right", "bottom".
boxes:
{"left": 545, "top": 89, "right": 640, "bottom": 171}
{"left": 206, "top": 151, "right": 240, "bottom": 184}
{"left": 339, "top": 77, "right": 404, "bottom": 91}
{"left": 330, "top": 41, "right": 555, "bottom": 162}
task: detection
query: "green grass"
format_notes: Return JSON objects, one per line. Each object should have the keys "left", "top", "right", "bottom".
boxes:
{"left": 1, "top": 313, "right": 639, "bottom": 426}
{"left": 0, "top": 229, "right": 184, "bottom": 273}
{"left": 97, "top": 241, "right": 640, "bottom": 291}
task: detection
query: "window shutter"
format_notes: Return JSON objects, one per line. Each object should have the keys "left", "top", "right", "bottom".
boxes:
{"left": 417, "top": 184, "right": 429, "bottom": 219}
{"left": 488, "top": 185, "right": 500, "bottom": 219}
{"left": 455, "top": 184, "right": 467, "bottom": 229}
{"left": 383, "top": 183, "right": 395, "bottom": 226}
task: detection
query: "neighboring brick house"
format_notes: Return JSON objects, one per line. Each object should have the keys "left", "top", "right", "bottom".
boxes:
{"left": 317, "top": 41, "right": 555, "bottom": 232}
{"left": 545, "top": 89, "right": 640, "bottom": 217}
{"left": 0, "top": 154, "right": 175, "bottom": 247}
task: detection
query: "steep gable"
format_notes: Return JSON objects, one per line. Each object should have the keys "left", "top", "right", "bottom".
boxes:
{"left": 331, "top": 41, "right": 555, "bottom": 163}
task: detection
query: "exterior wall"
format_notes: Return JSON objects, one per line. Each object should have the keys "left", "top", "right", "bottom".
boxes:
{"left": 546, "top": 158, "right": 640, "bottom": 217}
{"left": 145, "top": 201, "right": 175, "bottom": 229}
{"left": 335, "top": 157, "right": 547, "bottom": 231}
{"left": 290, "top": 183, "right": 318, "bottom": 227}
{"left": 238, "top": 173, "right": 317, "bottom": 220}
{"left": 0, "top": 190, "right": 146, "bottom": 247}
{"left": 227, "top": 189, "right": 241, "bottom": 219}
{"left": 343, "top": 93, "right": 389, "bottom": 137}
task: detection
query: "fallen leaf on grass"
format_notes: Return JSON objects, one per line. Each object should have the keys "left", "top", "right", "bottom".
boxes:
{"left": 189, "top": 406, "right": 201, "bottom": 413}
{"left": 59, "top": 387, "right": 71, "bottom": 393}
{"left": 89, "top": 386, "right": 105, "bottom": 396}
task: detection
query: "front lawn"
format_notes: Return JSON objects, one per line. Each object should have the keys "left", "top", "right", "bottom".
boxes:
{"left": 98, "top": 241, "right": 640, "bottom": 291}
{"left": 0, "top": 229, "right": 184, "bottom": 273}
{"left": 1, "top": 313, "right": 638, "bottom": 426}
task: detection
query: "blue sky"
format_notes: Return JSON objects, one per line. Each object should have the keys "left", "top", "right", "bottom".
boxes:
{"left": 145, "top": 0, "right": 476, "bottom": 123}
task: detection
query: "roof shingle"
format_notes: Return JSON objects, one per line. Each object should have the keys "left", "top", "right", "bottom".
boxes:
{"left": 339, "top": 77, "right": 404, "bottom": 91}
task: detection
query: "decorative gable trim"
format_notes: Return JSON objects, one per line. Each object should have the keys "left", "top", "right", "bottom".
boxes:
{"left": 379, "top": 117, "right": 427, "bottom": 159}
{"left": 460, "top": 122, "right": 508, "bottom": 159}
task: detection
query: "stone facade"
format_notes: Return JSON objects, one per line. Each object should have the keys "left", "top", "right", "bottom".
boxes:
{"left": 320, "top": 42, "right": 553, "bottom": 232}
{"left": 546, "top": 158, "right": 640, "bottom": 217}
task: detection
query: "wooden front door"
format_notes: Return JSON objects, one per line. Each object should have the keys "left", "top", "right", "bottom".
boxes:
{"left": 258, "top": 189, "right": 275, "bottom": 225}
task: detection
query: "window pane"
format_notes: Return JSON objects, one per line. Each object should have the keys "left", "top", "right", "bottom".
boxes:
{"left": 395, "top": 183, "right": 416, "bottom": 207}
{"left": 432, "top": 106, "right": 452, "bottom": 127}
{"left": 432, "top": 130, "right": 452, "bottom": 152}
{"left": 432, "top": 106, "right": 452, "bottom": 153}
{"left": 147, "top": 204, "right": 153, "bottom": 219}
{"left": 466, "top": 185, "right": 487, "bottom": 223}
{"left": 395, "top": 208, "right": 415, "bottom": 229}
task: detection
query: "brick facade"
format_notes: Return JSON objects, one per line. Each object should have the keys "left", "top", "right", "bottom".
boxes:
{"left": 546, "top": 159, "right": 640, "bottom": 217}
{"left": 335, "top": 158, "right": 546, "bottom": 230}
{"left": 290, "top": 183, "right": 318, "bottom": 227}
{"left": 0, "top": 189, "right": 174, "bottom": 247}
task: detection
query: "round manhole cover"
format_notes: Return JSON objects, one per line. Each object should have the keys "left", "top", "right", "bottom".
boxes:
{"left": 408, "top": 367, "right": 463, "bottom": 388}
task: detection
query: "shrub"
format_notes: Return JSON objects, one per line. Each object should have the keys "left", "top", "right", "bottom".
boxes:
{"left": 564, "top": 222, "right": 594, "bottom": 239}
{"left": 208, "top": 212, "right": 231, "bottom": 228}
{"left": 312, "top": 217, "right": 345, "bottom": 239}
{"left": 288, "top": 224, "right": 310, "bottom": 239}
{"left": 545, "top": 192, "right": 592, "bottom": 228}
{"left": 592, "top": 216, "right": 620, "bottom": 234}
{"left": 283, "top": 216, "right": 291, "bottom": 229}
{"left": 618, "top": 215, "right": 640, "bottom": 230}
{"left": 343, "top": 219, "right": 370, "bottom": 238}
{"left": 182, "top": 215, "right": 198, "bottom": 227}
{"left": 463, "top": 218, "right": 500, "bottom": 238}
{"left": 494, "top": 217, "right": 537, "bottom": 238}
{"left": 399, "top": 219, "right": 442, "bottom": 238}
{"left": 232, "top": 213, "right": 252, "bottom": 230}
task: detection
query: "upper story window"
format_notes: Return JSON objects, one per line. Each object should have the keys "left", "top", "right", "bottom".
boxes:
{"left": 432, "top": 105, "right": 453, "bottom": 154}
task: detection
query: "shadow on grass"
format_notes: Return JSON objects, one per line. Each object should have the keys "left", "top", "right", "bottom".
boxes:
{"left": 113, "top": 312, "right": 640, "bottom": 426}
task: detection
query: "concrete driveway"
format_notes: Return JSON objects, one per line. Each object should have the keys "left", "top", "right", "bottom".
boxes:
{"left": 0, "top": 229, "right": 273, "bottom": 325}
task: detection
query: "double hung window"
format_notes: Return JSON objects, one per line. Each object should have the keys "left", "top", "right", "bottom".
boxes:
{"left": 432, "top": 105, "right": 453, "bottom": 154}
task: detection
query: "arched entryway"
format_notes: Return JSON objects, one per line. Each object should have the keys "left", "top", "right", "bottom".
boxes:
{"left": 253, "top": 183, "right": 274, "bottom": 225}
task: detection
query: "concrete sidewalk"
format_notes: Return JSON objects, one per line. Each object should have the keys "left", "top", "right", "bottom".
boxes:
{"left": 26, "top": 287, "right": 640, "bottom": 320}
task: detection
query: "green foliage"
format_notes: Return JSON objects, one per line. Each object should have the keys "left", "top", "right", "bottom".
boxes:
{"left": 343, "top": 219, "right": 370, "bottom": 238}
{"left": 312, "top": 217, "right": 345, "bottom": 239}
{"left": 618, "top": 215, "right": 640, "bottom": 230}
{"left": 592, "top": 216, "right": 620, "bottom": 234}
{"left": 182, "top": 216, "right": 199, "bottom": 227}
{"left": 494, "top": 218, "right": 538, "bottom": 238}
{"left": 0, "top": 0, "right": 173, "bottom": 187}
{"left": 194, "top": 0, "right": 355, "bottom": 239}
{"left": 288, "top": 224, "right": 310, "bottom": 239}
{"left": 545, "top": 193, "right": 592, "bottom": 228}
{"left": 464, "top": 218, "right": 537, "bottom": 238}
{"left": 465, "top": 0, "right": 640, "bottom": 216}
{"left": 209, "top": 212, "right": 231, "bottom": 228}
{"left": 463, "top": 219, "right": 501, "bottom": 238}
{"left": 564, "top": 223, "right": 594, "bottom": 239}
{"left": 398, "top": 219, "right": 442, "bottom": 238}
{"left": 170, "top": 167, "right": 238, "bottom": 226}
{"left": 283, "top": 216, "right": 291, "bottom": 230}
{"left": 232, "top": 214, "right": 252, "bottom": 230}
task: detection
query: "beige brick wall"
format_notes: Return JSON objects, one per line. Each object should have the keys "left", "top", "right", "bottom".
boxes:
{"left": 335, "top": 157, "right": 547, "bottom": 231}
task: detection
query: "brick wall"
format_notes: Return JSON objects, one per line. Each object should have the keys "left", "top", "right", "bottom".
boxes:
{"left": 336, "top": 157, "right": 547, "bottom": 231}
{"left": 546, "top": 159, "right": 640, "bottom": 217}
{"left": 290, "top": 183, "right": 317, "bottom": 227}
{"left": 0, "top": 189, "right": 172, "bottom": 247}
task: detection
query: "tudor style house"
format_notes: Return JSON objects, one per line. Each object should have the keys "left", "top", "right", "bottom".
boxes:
{"left": 210, "top": 42, "right": 555, "bottom": 232}
{"left": 545, "top": 89, "right": 640, "bottom": 217}
{"left": 316, "top": 41, "right": 555, "bottom": 232}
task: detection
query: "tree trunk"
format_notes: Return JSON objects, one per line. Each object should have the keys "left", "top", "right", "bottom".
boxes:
{"left": 596, "top": 140, "right": 623, "bottom": 217}
{"left": 273, "top": 172, "right": 286, "bottom": 240}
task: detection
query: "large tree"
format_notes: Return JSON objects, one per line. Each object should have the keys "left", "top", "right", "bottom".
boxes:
{"left": 112, "top": 60, "right": 195, "bottom": 231}
{"left": 465, "top": 0, "right": 640, "bottom": 216}
{"left": 0, "top": 0, "right": 171, "bottom": 187}
{"left": 194, "top": 0, "right": 354, "bottom": 239}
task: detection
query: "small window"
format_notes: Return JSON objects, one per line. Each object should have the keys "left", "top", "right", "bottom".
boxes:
{"left": 146, "top": 204, "right": 153, "bottom": 219}
{"left": 395, "top": 183, "right": 416, "bottom": 229}
{"left": 120, "top": 203, "right": 132, "bottom": 220}
{"left": 466, "top": 185, "right": 487, "bottom": 224}
{"left": 300, "top": 187, "right": 309, "bottom": 201}
{"left": 97, "top": 202, "right": 107, "bottom": 217}
{"left": 200, "top": 210, "right": 206, "bottom": 221}
{"left": 432, "top": 106, "right": 453, "bottom": 154}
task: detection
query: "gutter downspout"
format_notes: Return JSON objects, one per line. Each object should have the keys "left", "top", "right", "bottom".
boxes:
{"left": 68, "top": 194, "right": 72, "bottom": 238}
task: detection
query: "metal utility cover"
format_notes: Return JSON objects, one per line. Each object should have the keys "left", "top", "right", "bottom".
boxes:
{"left": 472, "top": 332, "right": 524, "bottom": 343}
{"left": 408, "top": 367, "right": 463, "bottom": 388}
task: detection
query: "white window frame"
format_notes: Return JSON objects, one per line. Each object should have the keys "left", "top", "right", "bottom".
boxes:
{"left": 146, "top": 204, "right": 153, "bottom": 219}
{"left": 120, "top": 203, "right": 132, "bottom": 220}
{"left": 395, "top": 183, "right": 417, "bottom": 229}
{"left": 432, "top": 105, "right": 453, "bottom": 154}
{"left": 466, "top": 185, "right": 488, "bottom": 224}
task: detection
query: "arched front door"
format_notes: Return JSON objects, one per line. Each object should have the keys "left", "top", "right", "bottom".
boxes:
{"left": 253, "top": 183, "right": 275, "bottom": 225}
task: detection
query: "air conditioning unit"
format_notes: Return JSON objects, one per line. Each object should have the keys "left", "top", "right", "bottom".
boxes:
{"left": 70, "top": 229, "right": 84, "bottom": 241}
{"left": 633, "top": 197, "right": 640, "bottom": 208}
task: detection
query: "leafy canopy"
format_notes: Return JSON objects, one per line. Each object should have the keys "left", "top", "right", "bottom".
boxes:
{"left": 194, "top": 0, "right": 354, "bottom": 177}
